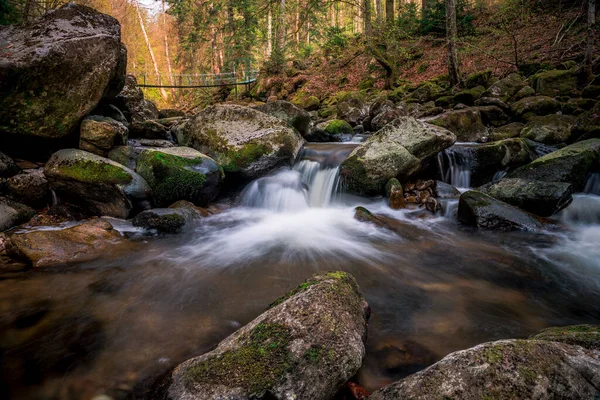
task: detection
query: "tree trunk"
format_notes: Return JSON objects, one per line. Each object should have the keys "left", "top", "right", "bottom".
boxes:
{"left": 386, "top": 0, "right": 394, "bottom": 25}
{"left": 162, "top": 0, "right": 175, "bottom": 88}
{"left": 446, "top": 0, "right": 461, "bottom": 87}
{"left": 133, "top": 0, "right": 168, "bottom": 100}
{"left": 584, "top": 0, "right": 596, "bottom": 82}
{"left": 278, "top": 0, "right": 286, "bottom": 52}
{"left": 267, "top": 8, "right": 273, "bottom": 56}
{"left": 376, "top": 0, "right": 383, "bottom": 23}
{"left": 363, "top": 0, "right": 371, "bottom": 37}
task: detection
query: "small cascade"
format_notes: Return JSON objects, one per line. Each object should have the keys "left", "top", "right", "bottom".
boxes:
{"left": 584, "top": 173, "right": 600, "bottom": 195}
{"left": 559, "top": 174, "right": 600, "bottom": 225}
{"left": 491, "top": 170, "right": 508, "bottom": 184}
{"left": 437, "top": 146, "right": 473, "bottom": 189}
{"left": 240, "top": 143, "right": 357, "bottom": 211}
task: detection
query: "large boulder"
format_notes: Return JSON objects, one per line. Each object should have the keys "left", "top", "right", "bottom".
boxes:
{"left": 531, "top": 69, "right": 579, "bottom": 97}
{"left": 161, "top": 272, "right": 369, "bottom": 400}
{"left": 114, "top": 75, "right": 159, "bottom": 123}
{"left": 572, "top": 101, "right": 600, "bottom": 141}
{"left": 340, "top": 117, "right": 456, "bottom": 196}
{"left": 511, "top": 96, "right": 561, "bottom": 120}
{"left": 509, "top": 139, "right": 600, "bottom": 191}
{"left": 428, "top": 108, "right": 486, "bottom": 142}
{"left": 520, "top": 114, "right": 577, "bottom": 145}
{"left": 44, "top": 149, "right": 152, "bottom": 218}
{"left": 370, "top": 339, "right": 600, "bottom": 400}
{"left": 452, "top": 86, "right": 485, "bottom": 106}
{"left": 0, "top": 197, "right": 35, "bottom": 232}
{"left": 5, "top": 218, "right": 122, "bottom": 267}
{"left": 253, "top": 101, "right": 311, "bottom": 137}
{"left": 337, "top": 96, "right": 368, "bottom": 126}
{"left": 176, "top": 105, "right": 304, "bottom": 180}
{"left": 136, "top": 147, "right": 223, "bottom": 207}
{"left": 79, "top": 115, "right": 128, "bottom": 157}
{"left": 485, "top": 178, "right": 573, "bottom": 217}
{"left": 0, "top": 4, "right": 126, "bottom": 143}
{"left": 458, "top": 190, "right": 544, "bottom": 231}
{"left": 482, "top": 73, "right": 526, "bottom": 101}
{"left": 475, "top": 105, "right": 509, "bottom": 127}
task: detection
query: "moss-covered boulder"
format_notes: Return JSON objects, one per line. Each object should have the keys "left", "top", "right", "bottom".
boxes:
{"left": 465, "top": 70, "right": 495, "bottom": 89}
{"left": 0, "top": 197, "right": 35, "bottom": 232}
{"left": 475, "top": 105, "right": 510, "bottom": 127}
{"left": 254, "top": 100, "right": 312, "bottom": 136}
{"left": 509, "top": 139, "right": 600, "bottom": 191}
{"left": 306, "top": 120, "right": 354, "bottom": 142}
{"left": 302, "top": 96, "right": 321, "bottom": 111}
{"left": 176, "top": 105, "right": 304, "bottom": 180}
{"left": 532, "top": 325, "right": 600, "bottom": 351}
{"left": 136, "top": 147, "right": 223, "bottom": 207}
{"left": 108, "top": 139, "right": 176, "bottom": 170}
{"left": 336, "top": 96, "right": 368, "bottom": 126}
{"left": 0, "top": 152, "right": 20, "bottom": 178}
{"left": 340, "top": 117, "right": 455, "bottom": 195}
{"left": 132, "top": 207, "right": 203, "bottom": 234}
{"left": 511, "top": 96, "right": 561, "bottom": 120}
{"left": 5, "top": 218, "right": 122, "bottom": 268}
{"left": 513, "top": 85, "right": 536, "bottom": 101}
{"left": 404, "top": 82, "right": 444, "bottom": 104}
{"left": 484, "top": 178, "right": 573, "bottom": 217}
{"left": 161, "top": 272, "right": 369, "bottom": 400}
{"left": 428, "top": 108, "right": 486, "bottom": 142}
{"left": 79, "top": 116, "right": 128, "bottom": 157}
{"left": 475, "top": 96, "right": 510, "bottom": 112}
{"left": 572, "top": 101, "right": 600, "bottom": 141}
{"left": 44, "top": 149, "right": 151, "bottom": 218}
{"left": 520, "top": 114, "right": 577, "bottom": 145}
{"left": 488, "top": 122, "right": 524, "bottom": 141}
{"left": 370, "top": 339, "right": 600, "bottom": 400}
{"left": 114, "top": 75, "right": 159, "bottom": 123}
{"left": 458, "top": 190, "right": 544, "bottom": 231}
{"left": 452, "top": 86, "right": 485, "bottom": 106}
{"left": 531, "top": 69, "right": 579, "bottom": 97}
{"left": 0, "top": 4, "right": 126, "bottom": 143}
{"left": 482, "top": 73, "right": 526, "bottom": 102}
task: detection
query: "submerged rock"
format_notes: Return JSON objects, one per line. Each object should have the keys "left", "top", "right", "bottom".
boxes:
{"left": 0, "top": 4, "right": 126, "bottom": 142}
{"left": 428, "top": 108, "right": 486, "bottom": 142}
{"left": 6, "top": 219, "right": 122, "bottom": 267}
{"left": 177, "top": 105, "right": 304, "bottom": 180}
{"left": 370, "top": 339, "right": 600, "bottom": 400}
{"left": 254, "top": 100, "right": 311, "bottom": 137}
{"left": 0, "top": 197, "right": 35, "bottom": 232}
{"left": 161, "top": 272, "right": 369, "bottom": 400}
{"left": 44, "top": 149, "right": 152, "bottom": 218}
{"left": 136, "top": 147, "right": 223, "bottom": 207}
{"left": 458, "top": 190, "right": 544, "bottom": 231}
{"left": 132, "top": 207, "right": 202, "bottom": 233}
{"left": 340, "top": 117, "right": 455, "bottom": 196}
{"left": 79, "top": 116, "right": 129, "bottom": 157}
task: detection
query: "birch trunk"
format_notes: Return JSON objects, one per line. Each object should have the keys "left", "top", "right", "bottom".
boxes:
{"left": 162, "top": 0, "right": 175, "bottom": 88}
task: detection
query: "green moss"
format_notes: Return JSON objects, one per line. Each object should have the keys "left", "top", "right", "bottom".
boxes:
{"left": 222, "top": 142, "right": 272, "bottom": 173}
{"left": 532, "top": 325, "right": 600, "bottom": 350}
{"left": 184, "top": 322, "right": 293, "bottom": 396}
{"left": 268, "top": 271, "right": 353, "bottom": 308}
{"left": 57, "top": 160, "right": 132, "bottom": 185}
{"left": 304, "top": 345, "right": 325, "bottom": 364}
{"left": 324, "top": 119, "right": 353, "bottom": 136}
{"left": 483, "top": 344, "right": 505, "bottom": 364}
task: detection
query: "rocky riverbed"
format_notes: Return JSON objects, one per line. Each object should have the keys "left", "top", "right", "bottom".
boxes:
{"left": 1, "top": 4, "right": 600, "bottom": 400}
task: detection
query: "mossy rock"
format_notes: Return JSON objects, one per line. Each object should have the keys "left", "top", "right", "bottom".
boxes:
{"left": 162, "top": 272, "right": 369, "bottom": 400}
{"left": 482, "top": 73, "right": 526, "bottom": 102}
{"left": 136, "top": 147, "right": 223, "bottom": 207}
{"left": 404, "top": 82, "right": 444, "bottom": 104}
{"left": 572, "top": 101, "right": 600, "bottom": 141}
{"left": 532, "top": 325, "right": 600, "bottom": 350}
{"left": 434, "top": 95, "right": 454, "bottom": 109}
{"left": 465, "top": 70, "right": 495, "bottom": 89}
{"left": 510, "top": 96, "right": 561, "bottom": 120}
{"left": 520, "top": 114, "right": 576, "bottom": 145}
{"left": 488, "top": 123, "right": 524, "bottom": 141}
{"left": 531, "top": 69, "right": 579, "bottom": 97}
{"left": 177, "top": 105, "right": 304, "bottom": 180}
{"left": 452, "top": 86, "right": 485, "bottom": 106}
{"left": 254, "top": 100, "right": 312, "bottom": 136}
{"left": 132, "top": 207, "right": 202, "bottom": 233}
{"left": 79, "top": 115, "right": 128, "bottom": 157}
{"left": 44, "top": 149, "right": 151, "bottom": 218}
{"left": 428, "top": 108, "right": 486, "bottom": 142}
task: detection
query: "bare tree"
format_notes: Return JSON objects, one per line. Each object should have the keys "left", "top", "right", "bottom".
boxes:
{"left": 363, "top": 0, "right": 372, "bottom": 37}
{"left": 584, "top": 0, "right": 596, "bottom": 82}
{"left": 446, "top": 0, "right": 461, "bottom": 87}
{"left": 386, "top": 0, "right": 394, "bottom": 25}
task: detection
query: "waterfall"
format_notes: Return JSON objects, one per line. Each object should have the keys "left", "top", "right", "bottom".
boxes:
{"left": 559, "top": 173, "right": 600, "bottom": 225}
{"left": 240, "top": 143, "right": 357, "bottom": 211}
{"left": 437, "top": 146, "right": 472, "bottom": 190}
{"left": 584, "top": 173, "right": 600, "bottom": 195}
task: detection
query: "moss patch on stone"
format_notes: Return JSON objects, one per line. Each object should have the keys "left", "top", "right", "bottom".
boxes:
{"left": 57, "top": 160, "right": 132, "bottom": 185}
{"left": 532, "top": 325, "right": 600, "bottom": 350}
{"left": 269, "top": 271, "right": 354, "bottom": 309}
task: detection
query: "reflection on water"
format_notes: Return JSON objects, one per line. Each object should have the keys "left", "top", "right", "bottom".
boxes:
{"left": 1, "top": 144, "right": 599, "bottom": 399}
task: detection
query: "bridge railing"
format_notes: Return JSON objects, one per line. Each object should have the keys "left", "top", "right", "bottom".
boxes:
{"left": 136, "top": 70, "right": 260, "bottom": 88}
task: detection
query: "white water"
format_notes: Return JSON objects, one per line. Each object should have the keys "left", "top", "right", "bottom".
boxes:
{"left": 437, "top": 146, "right": 472, "bottom": 190}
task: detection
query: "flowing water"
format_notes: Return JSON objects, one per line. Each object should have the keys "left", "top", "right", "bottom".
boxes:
{"left": 2, "top": 143, "right": 600, "bottom": 400}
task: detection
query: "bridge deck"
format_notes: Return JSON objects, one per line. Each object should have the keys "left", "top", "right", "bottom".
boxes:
{"left": 136, "top": 71, "right": 259, "bottom": 89}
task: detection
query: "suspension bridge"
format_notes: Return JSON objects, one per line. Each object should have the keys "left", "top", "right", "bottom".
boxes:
{"left": 136, "top": 70, "right": 260, "bottom": 89}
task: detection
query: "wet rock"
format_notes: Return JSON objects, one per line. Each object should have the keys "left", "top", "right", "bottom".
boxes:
{"left": 114, "top": 75, "right": 159, "bottom": 123}
{"left": 306, "top": 120, "right": 354, "bottom": 142}
{"left": 520, "top": 114, "right": 577, "bottom": 145}
{"left": 0, "top": 152, "right": 20, "bottom": 178}
{"left": 370, "top": 339, "right": 600, "bottom": 400}
{"left": 452, "top": 86, "right": 485, "bottom": 106}
{"left": 254, "top": 100, "right": 311, "bottom": 137}
{"left": 509, "top": 139, "right": 600, "bottom": 191}
{"left": 0, "top": 4, "right": 125, "bottom": 142}
{"left": 434, "top": 181, "right": 461, "bottom": 199}
{"left": 132, "top": 207, "right": 202, "bottom": 233}
{"left": 129, "top": 120, "right": 171, "bottom": 140}
{"left": 177, "top": 105, "right": 304, "bottom": 180}
{"left": 428, "top": 108, "right": 486, "bottom": 142}
{"left": 386, "top": 179, "right": 405, "bottom": 210}
{"left": 136, "top": 147, "right": 223, "bottom": 207}
{"left": 488, "top": 122, "right": 524, "bottom": 141}
{"left": 485, "top": 178, "right": 573, "bottom": 217}
{"left": 510, "top": 96, "right": 561, "bottom": 120}
{"left": 168, "top": 200, "right": 212, "bottom": 217}
{"left": 6, "top": 218, "right": 122, "bottom": 267}
{"left": 44, "top": 149, "right": 152, "bottom": 218}
{"left": 159, "top": 109, "right": 186, "bottom": 119}
{"left": 482, "top": 73, "right": 526, "bottom": 102}
{"left": 337, "top": 96, "right": 368, "bottom": 126}
{"left": 532, "top": 325, "right": 600, "bottom": 350}
{"left": 572, "top": 101, "right": 600, "bottom": 141}
{"left": 161, "top": 272, "right": 369, "bottom": 400}
{"left": 531, "top": 69, "right": 579, "bottom": 97}
{"left": 340, "top": 117, "right": 456, "bottom": 195}
{"left": 458, "top": 190, "right": 544, "bottom": 231}
{"left": 0, "top": 197, "right": 35, "bottom": 232}
{"left": 6, "top": 169, "right": 49, "bottom": 207}
{"left": 80, "top": 116, "right": 129, "bottom": 157}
